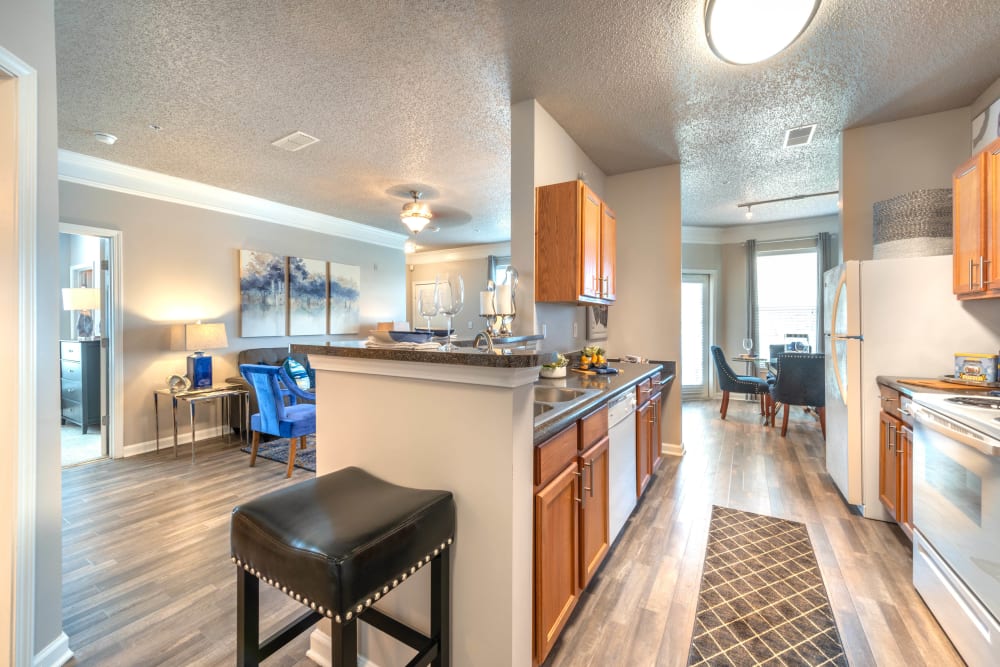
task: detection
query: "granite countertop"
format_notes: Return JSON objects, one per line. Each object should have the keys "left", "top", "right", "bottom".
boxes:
{"left": 877, "top": 375, "right": 999, "bottom": 398}
{"left": 292, "top": 342, "right": 557, "bottom": 369}
{"left": 533, "top": 361, "right": 676, "bottom": 445}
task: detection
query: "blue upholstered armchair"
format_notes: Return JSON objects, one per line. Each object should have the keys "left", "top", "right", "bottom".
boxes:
{"left": 710, "top": 345, "right": 769, "bottom": 420}
{"left": 768, "top": 353, "right": 826, "bottom": 437}
{"left": 239, "top": 364, "right": 316, "bottom": 477}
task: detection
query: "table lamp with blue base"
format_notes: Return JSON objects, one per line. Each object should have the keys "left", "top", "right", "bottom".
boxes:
{"left": 184, "top": 322, "right": 228, "bottom": 389}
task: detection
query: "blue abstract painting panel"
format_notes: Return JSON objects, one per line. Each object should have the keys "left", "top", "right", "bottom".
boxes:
{"left": 288, "top": 257, "right": 328, "bottom": 336}
{"left": 329, "top": 262, "right": 360, "bottom": 334}
{"left": 239, "top": 249, "right": 287, "bottom": 337}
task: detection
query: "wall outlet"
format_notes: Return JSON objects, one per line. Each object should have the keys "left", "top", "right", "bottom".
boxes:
{"left": 542, "top": 323, "right": 547, "bottom": 337}
{"left": 467, "top": 320, "right": 473, "bottom": 329}
{"left": 572, "top": 322, "right": 578, "bottom": 339}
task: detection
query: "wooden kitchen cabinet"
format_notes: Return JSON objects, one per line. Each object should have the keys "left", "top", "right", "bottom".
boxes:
{"left": 636, "top": 400, "right": 651, "bottom": 495}
{"left": 899, "top": 423, "right": 914, "bottom": 538}
{"left": 953, "top": 137, "right": 1000, "bottom": 299}
{"left": 649, "top": 390, "right": 662, "bottom": 474}
{"left": 878, "top": 410, "right": 900, "bottom": 519}
{"left": 578, "top": 436, "right": 609, "bottom": 588}
{"left": 535, "top": 180, "right": 617, "bottom": 304}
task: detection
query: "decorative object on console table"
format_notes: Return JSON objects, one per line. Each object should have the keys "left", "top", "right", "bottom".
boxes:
{"left": 239, "top": 249, "right": 287, "bottom": 337}
{"left": 328, "top": 262, "right": 361, "bottom": 334}
{"left": 184, "top": 321, "right": 228, "bottom": 389}
{"left": 586, "top": 304, "right": 608, "bottom": 341}
{"left": 60, "top": 339, "right": 101, "bottom": 434}
{"left": 61, "top": 287, "right": 100, "bottom": 339}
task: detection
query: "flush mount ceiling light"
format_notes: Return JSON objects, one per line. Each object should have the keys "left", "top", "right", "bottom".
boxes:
{"left": 400, "top": 190, "right": 433, "bottom": 234}
{"left": 705, "top": 0, "right": 821, "bottom": 65}
{"left": 93, "top": 131, "right": 118, "bottom": 145}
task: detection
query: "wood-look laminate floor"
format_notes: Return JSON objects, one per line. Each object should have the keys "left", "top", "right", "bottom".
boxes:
{"left": 61, "top": 402, "right": 962, "bottom": 666}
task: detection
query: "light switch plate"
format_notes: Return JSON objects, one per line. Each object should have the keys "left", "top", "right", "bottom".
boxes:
{"left": 572, "top": 322, "right": 578, "bottom": 338}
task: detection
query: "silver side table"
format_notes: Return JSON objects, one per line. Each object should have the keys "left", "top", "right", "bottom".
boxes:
{"left": 154, "top": 385, "right": 250, "bottom": 462}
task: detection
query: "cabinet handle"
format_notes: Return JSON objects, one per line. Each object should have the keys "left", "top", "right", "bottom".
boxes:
{"left": 888, "top": 424, "right": 896, "bottom": 452}
{"left": 586, "top": 460, "right": 594, "bottom": 497}
{"left": 982, "top": 257, "right": 990, "bottom": 287}
{"left": 602, "top": 276, "right": 609, "bottom": 295}
{"left": 575, "top": 469, "right": 586, "bottom": 508}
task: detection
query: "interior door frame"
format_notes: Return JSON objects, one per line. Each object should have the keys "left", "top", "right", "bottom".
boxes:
{"left": 59, "top": 223, "right": 125, "bottom": 459}
{"left": 681, "top": 270, "right": 718, "bottom": 399}
{"left": 1, "top": 44, "right": 38, "bottom": 667}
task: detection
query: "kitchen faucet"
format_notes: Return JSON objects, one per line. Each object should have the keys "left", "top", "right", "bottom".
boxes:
{"left": 473, "top": 330, "right": 494, "bottom": 353}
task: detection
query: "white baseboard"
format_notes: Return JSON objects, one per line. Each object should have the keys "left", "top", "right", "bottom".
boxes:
{"left": 307, "top": 628, "right": 381, "bottom": 667}
{"left": 34, "top": 632, "right": 72, "bottom": 667}
{"left": 662, "top": 441, "right": 685, "bottom": 457}
{"left": 123, "top": 424, "right": 236, "bottom": 458}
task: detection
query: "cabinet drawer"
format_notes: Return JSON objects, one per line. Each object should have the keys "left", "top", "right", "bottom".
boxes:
{"left": 636, "top": 378, "right": 652, "bottom": 406}
{"left": 62, "top": 402, "right": 83, "bottom": 425}
{"left": 61, "top": 340, "right": 81, "bottom": 361}
{"left": 579, "top": 406, "right": 608, "bottom": 451}
{"left": 61, "top": 379, "right": 83, "bottom": 403}
{"left": 535, "top": 424, "right": 579, "bottom": 488}
{"left": 878, "top": 384, "right": 901, "bottom": 419}
{"left": 61, "top": 360, "right": 82, "bottom": 383}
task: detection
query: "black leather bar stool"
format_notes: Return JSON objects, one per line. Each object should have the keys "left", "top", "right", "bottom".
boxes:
{"left": 230, "top": 467, "right": 456, "bottom": 667}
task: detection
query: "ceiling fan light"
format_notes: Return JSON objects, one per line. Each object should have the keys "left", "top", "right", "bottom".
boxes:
{"left": 705, "top": 0, "right": 820, "bottom": 65}
{"left": 400, "top": 192, "right": 433, "bottom": 234}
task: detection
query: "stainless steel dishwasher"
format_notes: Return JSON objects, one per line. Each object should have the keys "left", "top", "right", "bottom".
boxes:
{"left": 608, "top": 391, "right": 638, "bottom": 540}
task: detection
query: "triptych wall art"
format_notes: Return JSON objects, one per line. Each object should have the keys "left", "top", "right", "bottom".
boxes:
{"left": 239, "top": 249, "right": 360, "bottom": 337}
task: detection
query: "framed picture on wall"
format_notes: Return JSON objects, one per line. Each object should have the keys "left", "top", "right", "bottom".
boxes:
{"left": 586, "top": 305, "right": 608, "bottom": 341}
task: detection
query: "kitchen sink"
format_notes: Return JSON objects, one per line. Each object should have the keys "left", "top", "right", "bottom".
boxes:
{"left": 533, "top": 387, "right": 591, "bottom": 403}
{"left": 533, "top": 403, "right": 553, "bottom": 418}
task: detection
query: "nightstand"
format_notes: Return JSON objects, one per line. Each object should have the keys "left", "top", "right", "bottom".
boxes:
{"left": 60, "top": 339, "right": 101, "bottom": 434}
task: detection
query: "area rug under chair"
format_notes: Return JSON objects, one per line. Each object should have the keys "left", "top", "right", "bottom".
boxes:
{"left": 240, "top": 435, "right": 316, "bottom": 472}
{"left": 688, "top": 505, "right": 847, "bottom": 666}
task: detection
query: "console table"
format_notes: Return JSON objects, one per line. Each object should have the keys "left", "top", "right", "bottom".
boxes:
{"left": 153, "top": 385, "right": 249, "bottom": 462}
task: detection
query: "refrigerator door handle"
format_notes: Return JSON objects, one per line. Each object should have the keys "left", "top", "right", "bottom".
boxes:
{"left": 829, "top": 334, "right": 864, "bottom": 341}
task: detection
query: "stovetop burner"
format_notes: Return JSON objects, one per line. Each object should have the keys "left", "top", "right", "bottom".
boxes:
{"left": 945, "top": 396, "right": 1000, "bottom": 410}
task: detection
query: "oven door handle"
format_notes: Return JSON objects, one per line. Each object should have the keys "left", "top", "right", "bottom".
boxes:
{"left": 913, "top": 406, "right": 1000, "bottom": 457}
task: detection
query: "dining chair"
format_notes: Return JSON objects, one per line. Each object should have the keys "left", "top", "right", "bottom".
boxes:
{"left": 768, "top": 353, "right": 826, "bottom": 437}
{"left": 239, "top": 364, "right": 316, "bottom": 477}
{"left": 710, "top": 345, "right": 770, "bottom": 420}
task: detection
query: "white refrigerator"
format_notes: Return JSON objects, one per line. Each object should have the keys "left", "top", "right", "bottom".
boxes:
{"left": 823, "top": 255, "right": 1000, "bottom": 520}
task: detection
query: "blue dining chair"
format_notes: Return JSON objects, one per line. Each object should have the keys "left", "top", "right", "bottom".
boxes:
{"left": 239, "top": 364, "right": 316, "bottom": 477}
{"left": 710, "top": 345, "right": 770, "bottom": 420}
{"left": 768, "top": 353, "right": 826, "bottom": 437}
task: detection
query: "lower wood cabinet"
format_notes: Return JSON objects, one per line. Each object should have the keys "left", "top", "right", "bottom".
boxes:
{"left": 636, "top": 400, "right": 651, "bottom": 495}
{"left": 877, "top": 387, "right": 914, "bottom": 539}
{"left": 578, "top": 436, "right": 610, "bottom": 588}
{"left": 649, "top": 390, "right": 662, "bottom": 474}
{"left": 878, "top": 410, "right": 900, "bottom": 518}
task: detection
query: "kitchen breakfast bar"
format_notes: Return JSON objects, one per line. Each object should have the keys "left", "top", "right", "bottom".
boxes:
{"left": 291, "top": 343, "right": 669, "bottom": 666}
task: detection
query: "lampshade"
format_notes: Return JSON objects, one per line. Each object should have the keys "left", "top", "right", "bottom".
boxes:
{"left": 705, "top": 0, "right": 820, "bottom": 65}
{"left": 61, "top": 287, "right": 100, "bottom": 311}
{"left": 400, "top": 190, "right": 432, "bottom": 234}
{"left": 184, "top": 322, "right": 228, "bottom": 352}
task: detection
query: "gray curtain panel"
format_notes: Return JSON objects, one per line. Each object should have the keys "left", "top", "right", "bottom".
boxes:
{"left": 745, "top": 239, "right": 759, "bottom": 356}
{"left": 815, "top": 232, "right": 837, "bottom": 353}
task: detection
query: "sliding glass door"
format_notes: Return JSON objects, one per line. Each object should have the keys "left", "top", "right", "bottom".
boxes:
{"left": 682, "top": 273, "right": 710, "bottom": 399}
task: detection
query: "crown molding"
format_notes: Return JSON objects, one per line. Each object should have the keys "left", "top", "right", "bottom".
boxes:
{"left": 57, "top": 150, "right": 409, "bottom": 249}
{"left": 408, "top": 242, "right": 511, "bottom": 265}
{"left": 683, "top": 215, "right": 839, "bottom": 245}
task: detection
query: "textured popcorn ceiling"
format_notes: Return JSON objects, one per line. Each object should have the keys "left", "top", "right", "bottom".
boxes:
{"left": 56, "top": 1, "right": 1000, "bottom": 245}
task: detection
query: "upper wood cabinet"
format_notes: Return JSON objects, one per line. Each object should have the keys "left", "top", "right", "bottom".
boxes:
{"left": 953, "top": 137, "right": 1000, "bottom": 299}
{"left": 536, "top": 180, "right": 617, "bottom": 304}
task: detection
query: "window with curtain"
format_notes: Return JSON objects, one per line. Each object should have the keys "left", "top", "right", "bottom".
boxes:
{"left": 755, "top": 248, "right": 818, "bottom": 356}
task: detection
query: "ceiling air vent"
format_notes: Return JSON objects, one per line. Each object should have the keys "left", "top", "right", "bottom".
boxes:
{"left": 784, "top": 124, "right": 816, "bottom": 148}
{"left": 271, "top": 131, "right": 320, "bottom": 152}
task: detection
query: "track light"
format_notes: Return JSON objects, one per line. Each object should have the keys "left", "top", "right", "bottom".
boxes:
{"left": 736, "top": 190, "right": 840, "bottom": 218}
{"left": 745, "top": 206, "right": 753, "bottom": 220}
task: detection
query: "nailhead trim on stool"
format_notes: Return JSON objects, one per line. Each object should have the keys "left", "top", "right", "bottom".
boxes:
{"left": 231, "top": 536, "right": 454, "bottom": 622}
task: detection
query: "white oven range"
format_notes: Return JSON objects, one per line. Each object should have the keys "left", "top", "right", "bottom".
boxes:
{"left": 910, "top": 392, "right": 1000, "bottom": 667}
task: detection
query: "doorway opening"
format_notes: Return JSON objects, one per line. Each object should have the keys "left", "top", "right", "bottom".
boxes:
{"left": 682, "top": 272, "right": 713, "bottom": 399}
{"left": 58, "top": 226, "right": 122, "bottom": 466}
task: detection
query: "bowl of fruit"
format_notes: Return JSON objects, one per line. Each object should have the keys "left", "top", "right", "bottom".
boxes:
{"left": 579, "top": 346, "right": 606, "bottom": 370}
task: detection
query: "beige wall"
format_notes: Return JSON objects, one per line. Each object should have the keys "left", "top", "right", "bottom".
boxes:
{"left": 59, "top": 181, "right": 406, "bottom": 450}
{"left": 605, "top": 165, "right": 683, "bottom": 446}
{"left": 841, "top": 108, "right": 970, "bottom": 261}
{"left": 511, "top": 99, "right": 605, "bottom": 353}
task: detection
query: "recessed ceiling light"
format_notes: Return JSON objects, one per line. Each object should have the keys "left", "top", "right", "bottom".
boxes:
{"left": 705, "top": 0, "right": 820, "bottom": 65}
{"left": 93, "top": 132, "right": 117, "bottom": 145}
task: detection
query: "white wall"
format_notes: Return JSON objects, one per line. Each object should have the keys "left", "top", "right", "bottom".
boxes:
{"left": 841, "top": 108, "right": 970, "bottom": 261}
{"left": 605, "top": 165, "right": 683, "bottom": 446}
{"left": 59, "top": 181, "right": 406, "bottom": 451}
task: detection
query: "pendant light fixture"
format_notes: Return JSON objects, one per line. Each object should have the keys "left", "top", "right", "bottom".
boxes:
{"left": 705, "top": 0, "right": 820, "bottom": 65}
{"left": 400, "top": 190, "right": 433, "bottom": 235}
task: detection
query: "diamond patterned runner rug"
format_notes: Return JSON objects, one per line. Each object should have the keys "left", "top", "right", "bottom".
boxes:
{"left": 240, "top": 435, "right": 316, "bottom": 472}
{"left": 688, "top": 506, "right": 847, "bottom": 666}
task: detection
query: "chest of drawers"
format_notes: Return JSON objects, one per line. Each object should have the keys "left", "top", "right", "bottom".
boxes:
{"left": 60, "top": 339, "right": 101, "bottom": 434}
